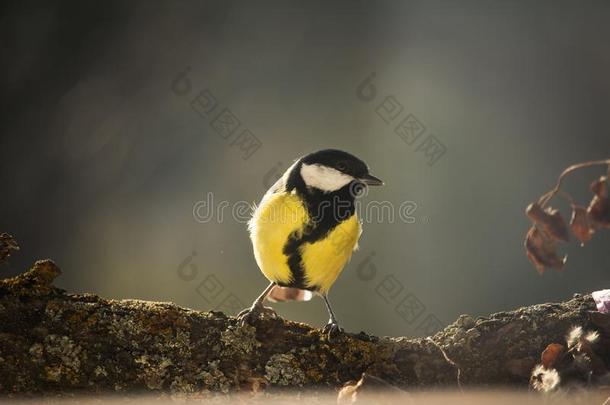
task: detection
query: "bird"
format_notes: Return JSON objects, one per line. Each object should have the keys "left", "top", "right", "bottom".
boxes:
{"left": 237, "top": 149, "right": 383, "bottom": 339}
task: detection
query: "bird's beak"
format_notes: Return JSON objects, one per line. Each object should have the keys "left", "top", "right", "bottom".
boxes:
{"left": 359, "top": 173, "right": 384, "bottom": 186}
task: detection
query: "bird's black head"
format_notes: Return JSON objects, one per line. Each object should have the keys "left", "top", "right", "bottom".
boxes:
{"left": 296, "top": 149, "right": 383, "bottom": 193}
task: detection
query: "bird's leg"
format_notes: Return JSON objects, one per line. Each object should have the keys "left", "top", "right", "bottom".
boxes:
{"left": 321, "top": 293, "right": 343, "bottom": 341}
{"left": 237, "top": 282, "right": 278, "bottom": 325}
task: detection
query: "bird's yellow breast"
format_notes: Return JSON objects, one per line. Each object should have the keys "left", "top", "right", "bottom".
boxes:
{"left": 249, "top": 191, "right": 361, "bottom": 293}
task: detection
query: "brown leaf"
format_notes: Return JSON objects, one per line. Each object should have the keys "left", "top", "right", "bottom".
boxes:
{"left": 570, "top": 205, "right": 594, "bottom": 246}
{"left": 526, "top": 203, "right": 570, "bottom": 242}
{"left": 541, "top": 343, "right": 565, "bottom": 368}
{"left": 592, "top": 176, "right": 609, "bottom": 198}
{"left": 525, "top": 227, "right": 567, "bottom": 274}
{"left": 543, "top": 208, "right": 570, "bottom": 242}
{"left": 588, "top": 177, "right": 610, "bottom": 229}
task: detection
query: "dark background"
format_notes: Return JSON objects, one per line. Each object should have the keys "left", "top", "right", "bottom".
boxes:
{"left": 1, "top": 0, "right": 610, "bottom": 337}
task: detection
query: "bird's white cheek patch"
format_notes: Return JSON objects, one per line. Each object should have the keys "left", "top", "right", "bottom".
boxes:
{"left": 300, "top": 163, "right": 354, "bottom": 192}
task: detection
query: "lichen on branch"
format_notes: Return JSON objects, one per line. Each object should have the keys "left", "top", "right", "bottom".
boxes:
{"left": 0, "top": 260, "right": 597, "bottom": 395}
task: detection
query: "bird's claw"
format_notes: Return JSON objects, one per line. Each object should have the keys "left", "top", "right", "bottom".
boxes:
{"left": 236, "top": 305, "right": 278, "bottom": 326}
{"left": 322, "top": 321, "right": 343, "bottom": 342}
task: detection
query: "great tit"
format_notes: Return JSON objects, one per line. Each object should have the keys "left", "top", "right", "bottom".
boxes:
{"left": 237, "top": 149, "right": 383, "bottom": 339}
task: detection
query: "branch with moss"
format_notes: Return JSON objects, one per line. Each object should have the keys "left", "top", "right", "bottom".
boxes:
{"left": 0, "top": 260, "right": 597, "bottom": 396}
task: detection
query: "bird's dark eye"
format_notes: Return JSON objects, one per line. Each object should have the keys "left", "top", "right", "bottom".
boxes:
{"left": 337, "top": 162, "right": 347, "bottom": 171}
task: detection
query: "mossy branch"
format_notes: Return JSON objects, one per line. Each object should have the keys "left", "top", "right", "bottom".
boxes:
{"left": 0, "top": 260, "right": 596, "bottom": 395}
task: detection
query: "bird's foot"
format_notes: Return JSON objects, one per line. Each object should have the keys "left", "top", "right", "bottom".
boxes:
{"left": 236, "top": 304, "right": 278, "bottom": 326}
{"left": 322, "top": 320, "right": 344, "bottom": 342}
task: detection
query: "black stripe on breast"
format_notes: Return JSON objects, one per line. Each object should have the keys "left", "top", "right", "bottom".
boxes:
{"left": 282, "top": 230, "right": 307, "bottom": 289}
{"left": 281, "top": 164, "right": 358, "bottom": 290}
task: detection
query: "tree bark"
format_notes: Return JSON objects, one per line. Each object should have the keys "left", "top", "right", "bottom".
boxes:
{"left": 0, "top": 260, "right": 597, "bottom": 395}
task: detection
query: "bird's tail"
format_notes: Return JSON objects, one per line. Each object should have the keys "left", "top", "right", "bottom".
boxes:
{"left": 267, "top": 286, "right": 313, "bottom": 302}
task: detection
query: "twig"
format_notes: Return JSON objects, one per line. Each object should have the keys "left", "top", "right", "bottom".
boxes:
{"left": 538, "top": 159, "right": 610, "bottom": 207}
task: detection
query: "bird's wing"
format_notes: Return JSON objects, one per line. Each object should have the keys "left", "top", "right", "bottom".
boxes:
{"left": 265, "top": 174, "right": 286, "bottom": 197}
{"left": 248, "top": 174, "right": 289, "bottom": 233}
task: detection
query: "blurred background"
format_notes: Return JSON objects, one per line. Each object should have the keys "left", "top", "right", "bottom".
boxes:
{"left": 1, "top": 0, "right": 610, "bottom": 337}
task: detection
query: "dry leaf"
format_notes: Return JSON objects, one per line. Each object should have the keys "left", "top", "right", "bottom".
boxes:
{"left": 525, "top": 160, "right": 610, "bottom": 273}
{"left": 525, "top": 227, "right": 567, "bottom": 274}
{"left": 570, "top": 205, "right": 594, "bottom": 246}
{"left": 588, "top": 177, "right": 610, "bottom": 229}
{"left": 526, "top": 203, "right": 569, "bottom": 242}
{"left": 541, "top": 343, "right": 565, "bottom": 368}
{"left": 592, "top": 176, "right": 609, "bottom": 198}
